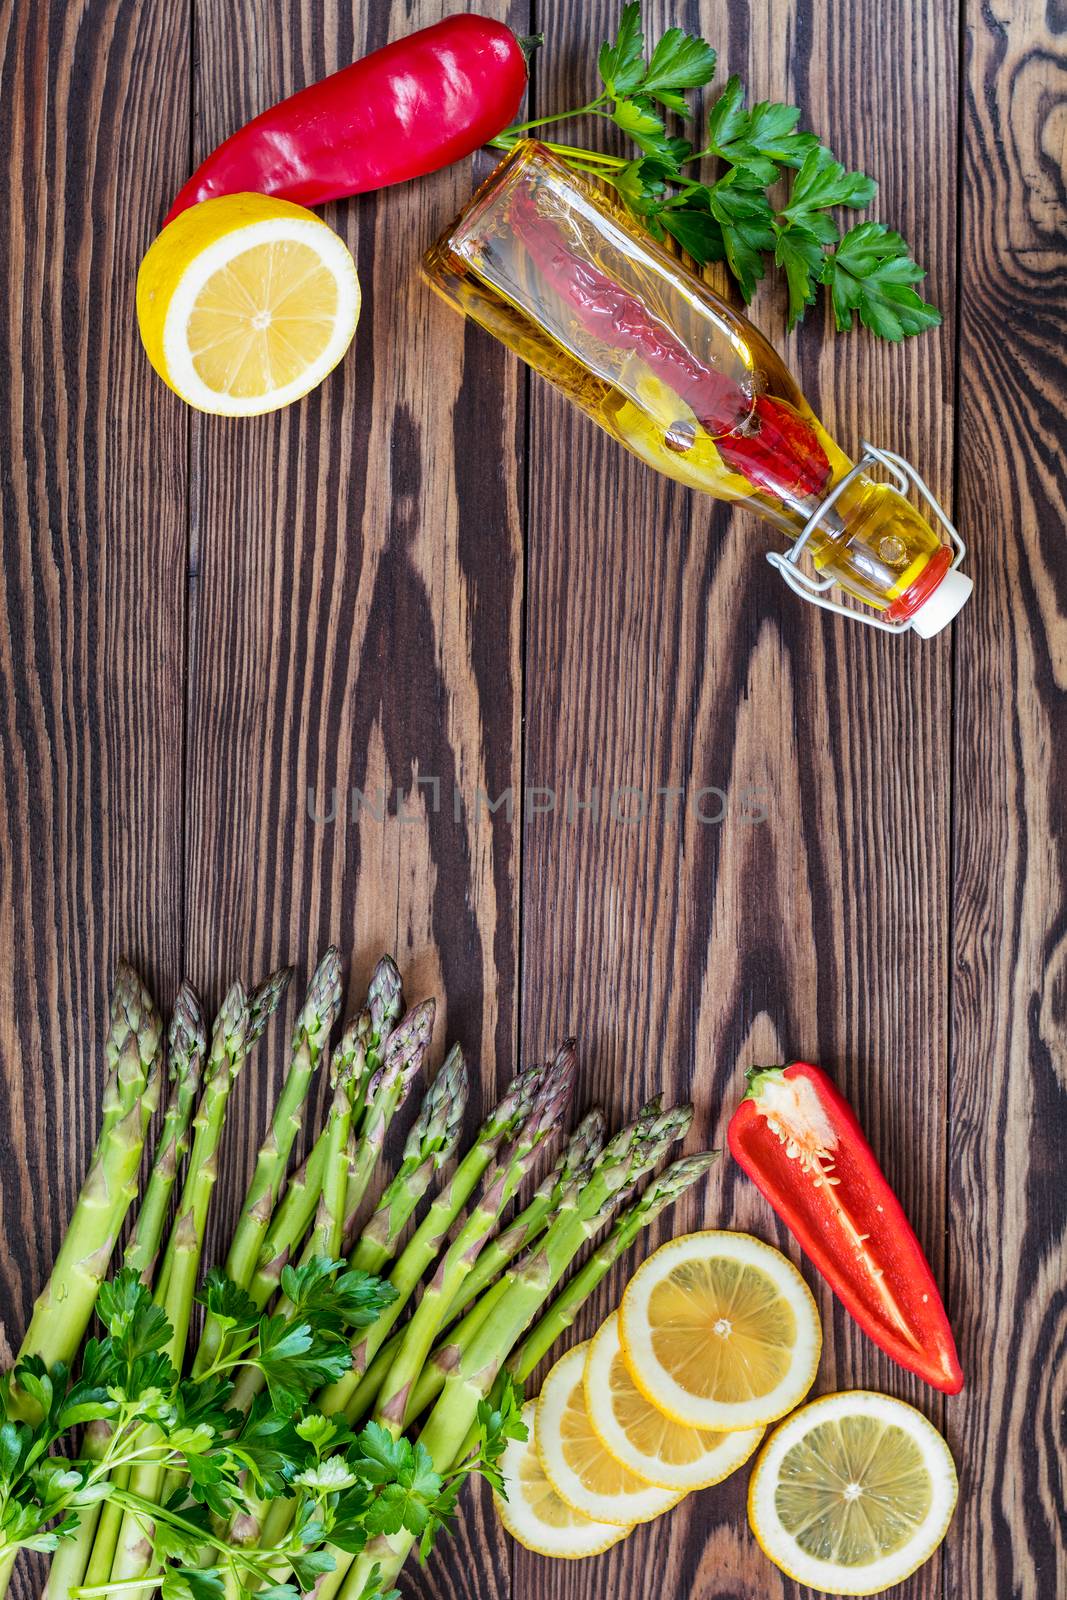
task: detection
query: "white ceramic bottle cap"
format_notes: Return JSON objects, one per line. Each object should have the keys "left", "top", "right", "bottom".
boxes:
{"left": 910, "top": 567, "right": 974, "bottom": 638}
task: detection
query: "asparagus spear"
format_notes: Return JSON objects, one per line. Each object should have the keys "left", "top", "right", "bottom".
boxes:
{"left": 107, "top": 982, "right": 253, "bottom": 1596}
{"left": 339, "top": 995, "right": 437, "bottom": 1247}
{"left": 414, "top": 1098, "right": 693, "bottom": 1467}
{"left": 243, "top": 987, "right": 424, "bottom": 1313}
{"left": 42, "top": 985, "right": 207, "bottom": 1600}
{"left": 317, "top": 1058, "right": 549, "bottom": 1419}
{"left": 193, "top": 949, "right": 342, "bottom": 1376}
{"left": 350, "top": 1043, "right": 468, "bottom": 1276}
{"left": 223, "top": 1043, "right": 367, "bottom": 1569}
{"left": 124, "top": 983, "right": 208, "bottom": 1282}
{"left": 268, "top": 953, "right": 404, "bottom": 1243}
{"left": 373, "top": 1044, "right": 576, "bottom": 1435}
{"left": 224, "top": 999, "right": 436, "bottom": 1422}
{"left": 302, "top": 1047, "right": 362, "bottom": 1261}
{"left": 329, "top": 1102, "right": 695, "bottom": 1600}
{"left": 16, "top": 964, "right": 162, "bottom": 1379}
{"left": 244, "top": 964, "right": 294, "bottom": 1047}
{"left": 448, "top": 1106, "right": 604, "bottom": 1322}
{"left": 387, "top": 1115, "right": 604, "bottom": 1425}
{"left": 510, "top": 1151, "right": 719, "bottom": 1382}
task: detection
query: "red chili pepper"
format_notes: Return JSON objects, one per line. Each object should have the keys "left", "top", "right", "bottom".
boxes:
{"left": 727, "top": 1062, "right": 963, "bottom": 1394}
{"left": 507, "top": 186, "right": 831, "bottom": 504}
{"left": 165, "top": 16, "right": 529, "bottom": 225}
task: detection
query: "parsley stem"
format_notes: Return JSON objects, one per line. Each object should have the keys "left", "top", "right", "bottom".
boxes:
{"left": 488, "top": 133, "right": 629, "bottom": 174}
{"left": 495, "top": 97, "right": 608, "bottom": 138}
{"left": 75, "top": 1580, "right": 164, "bottom": 1595}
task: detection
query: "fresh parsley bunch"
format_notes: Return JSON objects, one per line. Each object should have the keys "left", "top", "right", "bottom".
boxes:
{"left": 0, "top": 1266, "right": 524, "bottom": 1600}
{"left": 493, "top": 2, "right": 940, "bottom": 340}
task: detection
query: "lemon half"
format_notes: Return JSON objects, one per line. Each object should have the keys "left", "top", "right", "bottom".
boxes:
{"left": 494, "top": 1402, "right": 631, "bottom": 1559}
{"left": 619, "top": 1231, "right": 821, "bottom": 1430}
{"left": 137, "top": 193, "right": 360, "bottom": 415}
{"left": 748, "top": 1390, "right": 958, "bottom": 1594}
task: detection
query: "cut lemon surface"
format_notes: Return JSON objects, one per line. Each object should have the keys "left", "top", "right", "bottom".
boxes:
{"left": 748, "top": 1390, "right": 958, "bottom": 1594}
{"left": 618, "top": 1231, "right": 821, "bottom": 1430}
{"left": 584, "top": 1312, "right": 765, "bottom": 1491}
{"left": 137, "top": 193, "right": 360, "bottom": 415}
{"left": 537, "top": 1344, "right": 682, "bottom": 1525}
{"left": 495, "top": 1402, "right": 631, "bottom": 1559}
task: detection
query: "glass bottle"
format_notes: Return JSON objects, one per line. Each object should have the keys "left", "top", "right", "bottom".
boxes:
{"left": 423, "top": 140, "right": 971, "bottom": 638}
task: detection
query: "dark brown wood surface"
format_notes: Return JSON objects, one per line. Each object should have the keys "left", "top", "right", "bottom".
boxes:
{"left": 0, "top": 2, "right": 1064, "bottom": 1598}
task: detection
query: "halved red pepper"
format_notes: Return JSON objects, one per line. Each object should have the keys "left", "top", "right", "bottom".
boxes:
{"left": 727, "top": 1062, "right": 963, "bottom": 1394}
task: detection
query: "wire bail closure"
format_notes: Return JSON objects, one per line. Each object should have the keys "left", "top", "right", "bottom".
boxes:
{"left": 765, "top": 443, "right": 967, "bottom": 633}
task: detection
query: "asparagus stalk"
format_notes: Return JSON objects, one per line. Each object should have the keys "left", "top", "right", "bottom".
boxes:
{"left": 339, "top": 995, "right": 437, "bottom": 1247}
{"left": 345, "top": 1109, "right": 605, "bottom": 1426}
{"left": 225, "top": 999, "right": 436, "bottom": 1421}
{"left": 277, "top": 953, "right": 404, "bottom": 1234}
{"left": 329, "top": 1102, "right": 695, "bottom": 1600}
{"left": 302, "top": 1049, "right": 361, "bottom": 1261}
{"left": 250, "top": 1052, "right": 469, "bottom": 1566}
{"left": 107, "top": 983, "right": 253, "bottom": 1597}
{"left": 414, "top": 1098, "right": 693, "bottom": 1465}
{"left": 447, "top": 1106, "right": 605, "bottom": 1322}
{"left": 317, "top": 1058, "right": 549, "bottom": 1419}
{"left": 373, "top": 1044, "right": 576, "bottom": 1435}
{"left": 16, "top": 964, "right": 162, "bottom": 1380}
{"left": 193, "top": 950, "right": 342, "bottom": 1376}
{"left": 124, "top": 983, "right": 208, "bottom": 1282}
{"left": 224, "top": 1040, "right": 366, "bottom": 1567}
{"left": 350, "top": 1043, "right": 468, "bottom": 1276}
{"left": 243, "top": 982, "right": 420, "bottom": 1313}
{"left": 509, "top": 1151, "right": 719, "bottom": 1382}
{"left": 42, "top": 986, "right": 207, "bottom": 1600}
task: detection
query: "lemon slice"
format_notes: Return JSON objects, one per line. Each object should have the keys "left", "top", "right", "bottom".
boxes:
{"left": 536, "top": 1344, "right": 682, "bottom": 1525}
{"left": 494, "top": 1402, "right": 631, "bottom": 1559}
{"left": 137, "top": 193, "right": 360, "bottom": 415}
{"left": 584, "top": 1312, "right": 764, "bottom": 1490}
{"left": 748, "top": 1390, "right": 958, "bottom": 1594}
{"left": 618, "top": 1231, "right": 821, "bottom": 1430}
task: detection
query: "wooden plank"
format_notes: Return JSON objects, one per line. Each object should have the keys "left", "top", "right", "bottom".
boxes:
{"left": 949, "top": 3, "right": 1067, "bottom": 1594}
{"left": 181, "top": 4, "right": 527, "bottom": 1596}
{"left": 0, "top": 1, "right": 190, "bottom": 1594}
{"left": 515, "top": 3, "right": 958, "bottom": 1599}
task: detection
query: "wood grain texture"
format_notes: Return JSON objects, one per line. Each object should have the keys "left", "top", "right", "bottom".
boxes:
{"left": 950, "top": 1, "right": 1067, "bottom": 1593}
{"left": 182, "top": 0, "right": 526, "bottom": 1272}
{"left": 0, "top": 1, "right": 1065, "bottom": 1599}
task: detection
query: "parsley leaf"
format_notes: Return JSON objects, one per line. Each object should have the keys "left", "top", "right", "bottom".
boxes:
{"left": 642, "top": 28, "right": 717, "bottom": 110}
{"left": 598, "top": 3, "right": 646, "bottom": 97}
{"left": 160, "top": 1568, "right": 228, "bottom": 1600}
{"left": 600, "top": 6, "right": 715, "bottom": 118}
{"left": 254, "top": 1317, "right": 351, "bottom": 1414}
{"left": 280, "top": 1257, "right": 395, "bottom": 1335}
{"left": 195, "top": 1270, "right": 260, "bottom": 1334}
{"left": 782, "top": 144, "right": 877, "bottom": 224}
{"left": 707, "top": 172, "right": 777, "bottom": 299}
{"left": 98, "top": 1269, "right": 173, "bottom": 1360}
{"left": 773, "top": 222, "right": 826, "bottom": 328}
{"left": 822, "top": 222, "right": 941, "bottom": 339}
{"left": 704, "top": 76, "right": 817, "bottom": 183}
{"left": 611, "top": 95, "right": 673, "bottom": 160}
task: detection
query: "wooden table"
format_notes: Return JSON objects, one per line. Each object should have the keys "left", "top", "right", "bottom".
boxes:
{"left": 2, "top": 2, "right": 1064, "bottom": 1596}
